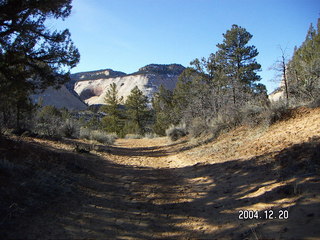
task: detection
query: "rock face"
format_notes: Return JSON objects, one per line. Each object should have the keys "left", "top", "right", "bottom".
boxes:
{"left": 268, "top": 78, "right": 286, "bottom": 102}
{"left": 30, "top": 64, "right": 185, "bottom": 110}
{"left": 71, "top": 64, "right": 185, "bottom": 105}
{"left": 30, "top": 85, "right": 87, "bottom": 110}
{"left": 268, "top": 88, "right": 285, "bottom": 102}
{"left": 70, "top": 69, "right": 126, "bottom": 82}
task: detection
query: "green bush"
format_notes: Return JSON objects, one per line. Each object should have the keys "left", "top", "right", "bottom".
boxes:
{"left": 33, "top": 106, "right": 63, "bottom": 138}
{"left": 123, "top": 121, "right": 140, "bottom": 135}
{"left": 32, "top": 106, "right": 81, "bottom": 139}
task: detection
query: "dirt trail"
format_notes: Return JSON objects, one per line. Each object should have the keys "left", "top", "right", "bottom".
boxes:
{"left": 1, "top": 107, "right": 320, "bottom": 239}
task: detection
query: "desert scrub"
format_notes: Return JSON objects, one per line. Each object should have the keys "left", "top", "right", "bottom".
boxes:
{"left": 240, "top": 102, "right": 267, "bottom": 127}
{"left": 265, "top": 100, "right": 291, "bottom": 125}
{"left": 80, "top": 128, "right": 116, "bottom": 145}
{"left": 189, "top": 117, "right": 208, "bottom": 138}
{"left": 166, "top": 123, "right": 187, "bottom": 141}
{"left": 144, "top": 132, "right": 159, "bottom": 139}
{"left": 90, "top": 130, "right": 116, "bottom": 144}
{"left": 61, "top": 119, "right": 79, "bottom": 138}
{"left": 79, "top": 127, "right": 91, "bottom": 140}
{"left": 125, "top": 134, "right": 143, "bottom": 139}
{"left": 31, "top": 106, "right": 81, "bottom": 139}
{"left": 208, "top": 115, "right": 230, "bottom": 139}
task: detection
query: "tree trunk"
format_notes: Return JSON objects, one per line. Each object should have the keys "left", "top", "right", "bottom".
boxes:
{"left": 282, "top": 55, "right": 289, "bottom": 106}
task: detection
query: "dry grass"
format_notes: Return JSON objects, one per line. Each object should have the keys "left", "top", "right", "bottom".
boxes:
{"left": 80, "top": 128, "right": 116, "bottom": 144}
{"left": 125, "top": 133, "right": 143, "bottom": 139}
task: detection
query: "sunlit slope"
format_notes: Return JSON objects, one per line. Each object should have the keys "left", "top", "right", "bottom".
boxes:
{"left": 164, "top": 106, "right": 320, "bottom": 168}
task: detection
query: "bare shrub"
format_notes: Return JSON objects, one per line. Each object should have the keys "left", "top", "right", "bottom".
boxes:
{"left": 166, "top": 123, "right": 187, "bottom": 141}
{"left": 240, "top": 102, "right": 266, "bottom": 127}
{"left": 309, "top": 95, "right": 320, "bottom": 108}
{"left": 61, "top": 119, "right": 79, "bottom": 138}
{"left": 265, "top": 100, "right": 291, "bottom": 125}
{"left": 79, "top": 127, "right": 116, "bottom": 144}
{"left": 91, "top": 130, "right": 115, "bottom": 144}
{"left": 79, "top": 127, "right": 91, "bottom": 140}
{"left": 189, "top": 117, "right": 208, "bottom": 138}
{"left": 208, "top": 115, "right": 230, "bottom": 139}
{"left": 80, "top": 129, "right": 115, "bottom": 145}
{"left": 106, "top": 132, "right": 118, "bottom": 140}
{"left": 144, "top": 132, "right": 159, "bottom": 139}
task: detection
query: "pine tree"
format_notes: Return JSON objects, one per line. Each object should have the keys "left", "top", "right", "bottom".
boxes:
{"left": 216, "top": 24, "right": 261, "bottom": 105}
{"left": 125, "top": 86, "right": 149, "bottom": 134}
{"left": 152, "top": 85, "right": 173, "bottom": 135}
{"left": 287, "top": 18, "right": 320, "bottom": 101}
{"left": 101, "top": 83, "right": 124, "bottom": 135}
{"left": 171, "top": 68, "right": 196, "bottom": 124}
{"left": 0, "top": 0, "right": 80, "bottom": 129}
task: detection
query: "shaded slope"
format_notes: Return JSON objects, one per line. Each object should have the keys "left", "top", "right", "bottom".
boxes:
{"left": 30, "top": 85, "right": 87, "bottom": 110}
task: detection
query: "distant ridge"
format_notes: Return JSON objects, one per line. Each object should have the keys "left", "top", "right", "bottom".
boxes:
{"left": 71, "top": 64, "right": 185, "bottom": 105}
{"left": 70, "top": 69, "right": 126, "bottom": 81}
{"left": 30, "top": 64, "right": 185, "bottom": 109}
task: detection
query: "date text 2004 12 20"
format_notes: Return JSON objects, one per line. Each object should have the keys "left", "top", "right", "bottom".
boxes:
{"left": 238, "top": 209, "right": 289, "bottom": 220}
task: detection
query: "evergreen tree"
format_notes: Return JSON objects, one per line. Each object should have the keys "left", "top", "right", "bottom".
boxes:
{"left": 101, "top": 83, "right": 124, "bottom": 135}
{"left": 172, "top": 68, "right": 195, "bottom": 124}
{"left": 216, "top": 24, "right": 261, "bottom": 104}
{"left": 287, "top": 19, "right": 320, "bottom": 101}
{"left": 169, "top": 25, "right": 266, "bottom": 137}
{"left": 0, "top": 0, "right": 80, "bottom": 129}
{"left": 189, "top": 53, "right": 231, "bottom": 116}
{"left": 125, "top": 86, "right": 149, "bottom": 134}
{"left": 152, "top": 85, "right": 173, "bottom": 135}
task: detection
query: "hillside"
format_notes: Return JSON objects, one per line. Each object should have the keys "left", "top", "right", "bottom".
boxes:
{"left": 71, "top": 64, "right": 185, "bottom": 105}
{"left": 30, "top": 64, "right": 185, "bottom": 109}
{"left": 30, "top": 85, "right": 87, "bottom": 111}
{"left": 0, "top": 106, "right": 319, "bottom": 239}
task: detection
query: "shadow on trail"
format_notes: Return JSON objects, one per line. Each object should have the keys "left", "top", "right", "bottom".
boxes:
{"left": 104, "top": 139, "right": 189, "bottom": 157}
{"left": 61, "top": 138, "right": 188, "bottom": 158}
{"left": 107, "top": 145, "right": 170, "bottom": 157}
{"left": 1, "top": 137, "right": 319, "bottom": 239}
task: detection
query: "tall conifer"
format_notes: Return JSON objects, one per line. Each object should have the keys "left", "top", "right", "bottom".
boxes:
{"left": 216, "top": 24, "right": 261, "bottom": 104}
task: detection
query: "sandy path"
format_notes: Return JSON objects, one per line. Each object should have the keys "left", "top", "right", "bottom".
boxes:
{"left": 3, "top": 108, "right": 320, "bottom": 239}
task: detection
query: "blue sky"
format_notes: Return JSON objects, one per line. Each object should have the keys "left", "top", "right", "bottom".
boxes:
{"left": 51, "top": 0, "right": 320, "bottom": 93}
